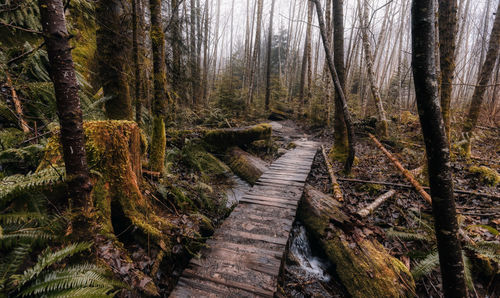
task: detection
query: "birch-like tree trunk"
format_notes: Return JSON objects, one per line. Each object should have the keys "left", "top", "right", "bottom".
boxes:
{"left": 299, "top": 2, "right": 313, "bottom": 107}
{"left": 247, "top": 0, "right": 264, "bottom": 105}
{"left": 265, "top": 0, "right": 276, "bottom": 111}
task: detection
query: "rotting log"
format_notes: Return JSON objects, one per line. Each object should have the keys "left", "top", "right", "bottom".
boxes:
{"left": 226, "top": 147, "right": 268, "bottom": 184}
{"left": 167, "top": 123, "right": 272, "bottom": 151}
{"left": 299, "top": 185, "right": 416, "bottom": 297}
{"left": 369, "top": 133, "right": 432, "bottom": 204}
{"left": 357, "top": 190, "right": 396, "bottom": 217}
{"left": 321, "top": 145, "right": 344, "bottom": 202}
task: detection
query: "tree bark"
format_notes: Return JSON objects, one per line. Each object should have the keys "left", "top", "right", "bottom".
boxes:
{"left": 264, "top": 0, "right": 276, "bottom": 111}
{"left": 411, "top": 1, "right": 467, "bottom": 296}
{"left": 462, "top": 1, "right": 500, "bottom": 155}
{"left": 132, "top": 0, "right": 143, "bottom": 124}
{"left": 357, "top": 0, "right": 388, "bottom": 137}
{"left": 332, "top": 0, "right": 349, "bottom": 156}
{"left": 96, "top": 0, "right": 133, "bottom": 120}
{"left": 149, "top": 0, "right": 167, "bottom": 173}
{"left": 311, "top": 0, "right": 355, "bottom": 174}
{"left": 190, "top": 0, "right": 200, "bottom": 105}
{"left": 38, "top": 0, "right": 92, "bottom": 210}
{"left": 171, "top": 0, "right": 182, "bottom": 102}
{"left": 299, "top": 2, "right": 313, "bottom": 108}
{"left": 247, "top": 0, "right": 264, "bottom": 106}
{"left": 438, "top": 0, "right": 458, "bottom": 141}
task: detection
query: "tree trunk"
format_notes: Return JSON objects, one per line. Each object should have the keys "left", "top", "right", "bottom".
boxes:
{"left": 38, "top": 0, "right": 92, "bottom": 211}
{"left": 462, "top": 1, "right": 500, "bottom": 156}
{"left": 411, "top": 1, "right": 467, "bottom": 296}
{"left": 149, "top": 0, "right": 167, "bottom": 173}
{"left": 171, "top": 0, "right": 182, "bottom": 102}
{"left": 190, "top": 0, "right": 200, "bottom": 105}
{"left": 357, "top": 0, "right": 388, "bottom": 137}
{"left": 247, "top": 0, "right": 264, "bottom": 106}
{"left": 332, "top": 0, "right": 349, "bottom": 157}
{"left": 299, "top": 2, "right": 313, "bottom": 108}
{"left": 96, "top": 0, "right": 133, "bottom": 120}
{"left": 311, "top": 0, "right": 355, "bottom": 174}
{"left": 438, "top": 0, "right": 458, "bottom": 141}
{"left": 202, "top": 0, "right": 209, "bottom": 103}
{"left": 132, "top": 0, "right": 143, "bottom": 124}
{"left": 264, "top": 0, "right": 276, "bottom": 111}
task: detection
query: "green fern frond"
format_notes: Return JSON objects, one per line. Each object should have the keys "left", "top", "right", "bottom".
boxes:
{"left": 386, "top": 229, "right": 432, "bottom": 242}
{"left": 411, "top": 250, "right": 439, "bottom": 280}
{"left": 463, "top": 254, "right": 476, "bottom": 292}
{"left": 12, "top": 242, "right": 92, "bottom": 288}
{"left": 0, "top": 229, "right": 52, "bottom": 249}
{"left": 44, "top": 286, "right": 117, "bottom": 298}
{"left": 0, "top": 243, "right": 31, "bottom": 288}
{"left": 466, "top": 241, "right": 500, "bottom": 264}
{"left": 0, "top": 212, "right": 46, "bottom": 225}
{"left": 466, "top": 224, "right": 499, "bottom": 236}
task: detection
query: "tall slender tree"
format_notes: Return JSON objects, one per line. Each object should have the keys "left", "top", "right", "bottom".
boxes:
{"left": 132, "top": 0, "right": 143, "bottom": 124}
{"left": 438, "top": 0, "right": 458, "bottom": 140}
{"left": 332, "top": 0, "right": 349, "bottom": 156}
{"left": 247, "top": 0, "right": 264, "bottom": 105}
{"left": 462, "top": 1, "right": 500, "bottom": 156}
{"left": 265, "top": 0, "right": 276, "bottom": 111}
{"left": 310, "top": 0, "right": 355, "bottom": 174}
{"left": 149, "top": 0, "right": 167, "bottom": 173}
{"left": 96, "top": 0, "right": 133, "bottom": 120}
{"left": 38, "top": 0, "right": 92, "bottom": 211}
{"left": 299, "top": 2, "right": 313, "bottom": 107}
{"left": 411, "top": 1, "right": 467, "bottom": 296}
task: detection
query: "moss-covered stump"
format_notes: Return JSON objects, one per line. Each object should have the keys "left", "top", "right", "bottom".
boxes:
{"left": 226, "top": 147, "right": 268, "bottom": 184}
{"left": 39, "top": 121, "right": 177, "bottom": 296}
{"left": 299, "top": 185, "right": 416, "bottom": 298}
{"left": 469, "top": 166, "right": 500, "bottom": 186}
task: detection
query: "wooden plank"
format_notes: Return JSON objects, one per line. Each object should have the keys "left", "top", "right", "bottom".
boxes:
{"left": 256, "top": 178, "right": 304, "bottom": 187}
{"left": 239, "top": 198, "right": 297, "bottom": 209}
{"left": 243, "top": 193, "right": 300, "bottom": 203}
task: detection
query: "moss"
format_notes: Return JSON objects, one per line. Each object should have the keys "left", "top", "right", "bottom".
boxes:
{"left": 356, "top": 183, "right": 384, "bottom": 195}
{"left": 286, "top": 142, "right": 297, "bottom": 150}
{"left": 226, "top": 147, "right": 267, "bottom": 184}
{"left": 400, "top": 111, "right": 419, "bottom": 125}
{"left": 150, "top": 116, "right": 166, "bottom": 173}
{"left": 329, "top": 145, "right": 348, "bottom": 163}
{"left": 202, "top": 123, "right": 272, "bottom": 151}
{"left": 469, "top": 166, "right": 500, "bottom": 186}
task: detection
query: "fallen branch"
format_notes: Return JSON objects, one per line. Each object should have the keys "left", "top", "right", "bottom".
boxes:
{"left": 5, "top": 71, "right": 30, "bottom": 133}
{"left": 336, "top": 177, "right": 500, "bottom": 199}
{"left": 321, "top": 145, "right": 343, "bottom": 202}
{"left": 357, "top": 190, "right": 396, "bottom": 217}
{"left": 369, "top": 134, "right": 432, "bottom": 204}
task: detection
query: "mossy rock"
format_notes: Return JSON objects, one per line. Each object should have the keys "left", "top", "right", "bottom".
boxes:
{"left": 299, "top": 186, "right": 416, "bottom": 298}
{"left": 400, "top": 111, "right": 419, "bottom": 125}
{"left": 226, "top": 147, "right": 268, "bottom": 184}
{"left": 0, "top": 144, "right": 44, "bottom": 175}
{"left": 469, "top": 166, "right": 500, "bottom": 186}
{"left": 179, "top": 143, "right": 230, "bottom": 177}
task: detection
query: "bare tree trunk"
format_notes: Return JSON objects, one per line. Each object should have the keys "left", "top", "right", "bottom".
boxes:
{"left": 202, "top": 0, "right": 209, "bottom": 103}
{"left": 247, "top": 0, "right": 264, "bottom": 106}
{"left": 411, "top": 1, "right": 467, "bottom": 296}
{"left": 462, "top": 1, "right": 500, "bottom": 155}
{"left": 190, "top": 0, "right": 200, "bottom": 105}
{"left": 438, "top": 0, "right": 459, "bottom": 141}
{"left": 149, "top": 0, "right": 167, "bottom": 173}
{"left": 358, "top": 0, "right": 388, "bottom": 137}
{"left": 38, "top": 0, "right": 92, "bottom": 210}
{"left": 299, "top": 2, "right": 313, "bottom": 108}
{"left": 211, "top": 0, "right": 221, "bottom": 92}
{"left": 332, "top": 0, "right": 348, "bottom": 156}
{"left": 310, "top": 0, "right": 355, "bottom": 174}
{"left": 132, "top": 0, "right": 143, "bottom": 124}
{"left": 265, "top": 0, "right": 276, "bottom": 111}
{"left": 171, "top": 0, "right": 182, "bottom": 102}
{"left": 96, "top": 0, "right": 133, "bottom": 120}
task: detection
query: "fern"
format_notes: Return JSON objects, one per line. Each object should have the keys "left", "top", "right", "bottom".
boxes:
{"left": 411, "top": 250, "right": 439, "bottom": 280}
{"left": 386, "top": 229, "right": 433, "bottom": 242}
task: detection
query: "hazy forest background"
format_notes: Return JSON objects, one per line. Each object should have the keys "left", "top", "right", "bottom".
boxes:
{"left": 0, "top": 0, "right": 499, "bottom": 297}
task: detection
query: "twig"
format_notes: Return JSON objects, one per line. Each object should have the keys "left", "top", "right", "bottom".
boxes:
{"left": 336, "top": 177, "right": 500, "bottom": 199}
{"left": 369, "top": 134, "right": 432, "bottom": 204}
{"left": 321, "top": 145, "right": 344, "bottom": 202}
{"left": 357, "top": 190, "right": 396, "bottom": 217}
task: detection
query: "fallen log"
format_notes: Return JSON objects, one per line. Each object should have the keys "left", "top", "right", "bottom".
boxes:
{"left": 321, "top": 145, "right": 343, "bottom": 202}
{"left": 336, "top": 177, "right": 500, "bottom": 199}
{"left": 357, "top": 190, "right": 397, "bottom": 217}
{"left": 299, "top": 185, "right": 416, "bottom": 297}
{"left": 369, "top": 134, "right": 432, "bottom": 204}
{"left": 226, "top": 147, "right": 268, "bottom": 184}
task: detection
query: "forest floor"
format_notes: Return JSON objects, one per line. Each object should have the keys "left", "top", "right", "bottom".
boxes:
{"left": 281, "top": 117, "right": 499, "bottom": 297}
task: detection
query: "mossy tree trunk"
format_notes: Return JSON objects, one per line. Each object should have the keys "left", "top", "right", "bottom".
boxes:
{"left": 411, "top": 1, "right": 467, "bottom": 296}
{"left": 438, "top": 0, "right": 458, "bottom": 142}
{"left": 132, "top": 0, "right": 144, "bottom": 124}
{"left": 149, "top": 0, "right": 167, "bottom": 173}
{"left": 96, "top": 0, "right": 133, "bottom": 120}
{"left": 311, "top": 0, "right": 355, "bottom": 174}
{"left": 332, "top": 0, "right": 349, "bottom": 158}
{"left": 38, "top": 0, "right": 92, "bottom": 212}
{"left": 462, "top": 1, "right": 500, "bottom": 156}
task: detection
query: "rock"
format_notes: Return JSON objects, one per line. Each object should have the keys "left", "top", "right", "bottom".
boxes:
{"left": 298, "top": 185, "right": 416, "bottom": 298}
{"left": 226, "top": 147, "right": 268, "bottom": 184}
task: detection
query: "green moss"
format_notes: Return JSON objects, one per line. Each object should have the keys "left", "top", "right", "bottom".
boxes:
{"left": 150, "top": 116, "right": 166, "bottom": 173}
{"left": 202, "top": 123, "right": 272, "bottom": 151}
{"left": 329, "top": 146, "right": 348, "bottom": 163}
{"left": 356, "top": 183, "right": 384, "bottom": 195}
{"left": 226, "top": 147, "right": 267, "bottom": 184}
{"left": 469, "top": 166, "right": 500, "bottom": 186}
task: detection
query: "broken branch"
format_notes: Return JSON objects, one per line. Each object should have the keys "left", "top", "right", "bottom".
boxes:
{"left": 357, "top": 190, "right": 397, "bottom": 217}
{"left": 321, "top": 145, "right": 344, "bottom": 202}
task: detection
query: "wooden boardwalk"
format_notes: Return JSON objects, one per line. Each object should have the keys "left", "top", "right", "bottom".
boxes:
{"left": 170, "top": 140, "right": 318, "bottom": 297}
